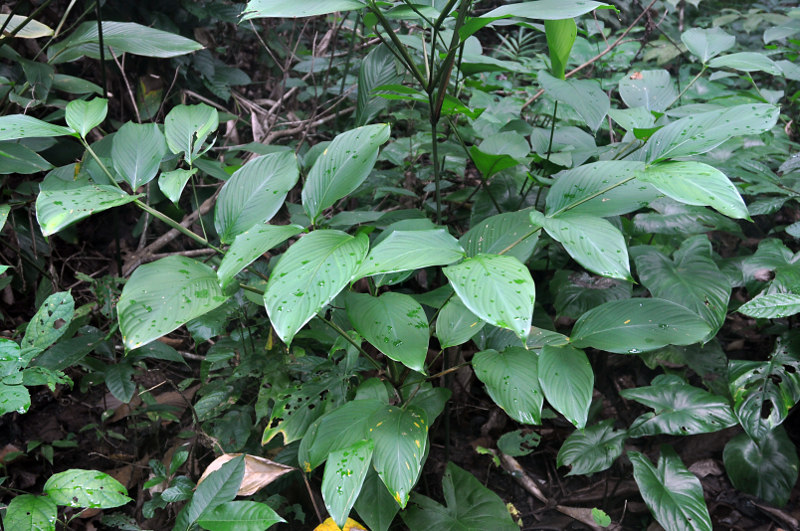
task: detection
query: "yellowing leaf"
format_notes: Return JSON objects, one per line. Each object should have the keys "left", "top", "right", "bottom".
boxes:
{"left": 197, "top": 453, "right": 294, "bottom": 496}
{"left": 314, "top": 516, "right": 368, "bottom": 531}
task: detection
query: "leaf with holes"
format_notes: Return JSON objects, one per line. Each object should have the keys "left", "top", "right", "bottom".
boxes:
{"left": 22, "top": 292, "right": 74, "bottom": 350}
{"left": 43, "top": 469, "right": 131, "bottom": 508}
{"left": 117, "top": 256, "right": 228, "bottom": 349}
{"left": 36, "top": 185, "right": 140, "bottom": 236}
{"left": 264, "top": 230, "right": 368, "bottom": 345}
{"left": 473, "top": 347, "right": 543, "bottom": 424}
{"left": 164, "top": 103, "right": 219, "bottom": 164}
{"left": 322, "top": 440, "right": 375, "bottom": 528}
{"left": 557, "top": 419, "right": 626, "bottom": 476}
{"left": 2, "top": 495, "right": 57, "bottom": 531}
{"left": 539, "top": 345, "right": 593, "bottom": 429}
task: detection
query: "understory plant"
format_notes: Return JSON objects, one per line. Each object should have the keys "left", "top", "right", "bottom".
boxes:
{"left": 2, "top": 0, "right": 800, "bottom": 529}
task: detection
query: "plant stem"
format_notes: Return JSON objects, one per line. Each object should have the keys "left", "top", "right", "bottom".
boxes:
{"left": 545, "top": 101, "right": 558, "bottom": 162}
{"left": 320, "top": 316, "right": 384, "bottom": 373}
{"left": 667, "top": 65, "right": 706, "bottom": 108}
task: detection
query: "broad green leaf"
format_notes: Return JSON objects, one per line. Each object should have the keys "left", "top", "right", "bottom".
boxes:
{"left": 436, "top": 297, "right": 485, "bottom": 349}
{"left": 299, "top": 399, "right": 385, "bottom": 471}
{"left": 0, "top": 382, "right": 30, "bottom": 415}
{"left": 401, "top": 463, "right": 519, "bottom": 531}
{"left": 302, "top": 124, "right": 390, "bottom": 223}
{"left": 539, "top": 345, "right": 593, "bottom": 429}
{"left": 545, "top": 19, "right": 577, "bottom": 79}
{"left": 214, "top": 151, "right": 299, "bottom": 243}
{"left": 592, "top": 508, "right": 611, "bottom": 527}
{"left": 738, "top": 293, "right": 800, "bottom": 318}
{"left": 681, "top": 27, "right": 735, "bottom": 63}
{"left": 36, "top": 185, "right": 139, "bottom": 236}
{"left": 530, "top": 210, "right": 631, "bottom": 281}
{"left": 708, "top": 52, "right": 782, "bottom": 75}
{"left": 105, "top": 362, "right": 136, "bottom": 403}
{"left": 473, "top": 347, "right": 543, "bottom": 424}
{"left": 322, "top": 440, "right": 375, "bottom": 528}
{"left": 112, "top": 122, "right": 167, "bottom": 190}
{"left": 0, "top": 339, "right": 24, "bottom": 377}
{"left": 545, "top": 161, "right": 659, "bottom": 217}
{"left": 645, "top": 104, "right": 779, "bottom": 163}
{"left": 357, "top": 44, "right": 402, "bottom": 126}
{"left": 443, "top": 254, "right": 535, "bottom": 340}
{"left": 354, "top": 469, "right": 400, "bottom": 531}
{"left": 346, "top": 292, "right": 429, "bottom": 372}
{"left": 31, "top": 333, "right": 104, "bottom": 371}
{"left": 0, "top": 204, "right": 9, "bottom": 231}
{"left": 484, "top": 0, "right": 611, "bottom": 20}
{"left": 635, "top": 236, "right": 731, "bottom": 335}
{"left": 173, "top": 455, "right": 244, "bottom": 531}
{"left": 723, "top": 427, "right": 799, "bottom": 507}
{"left": 571, "top": 298, "right": 712, "bottom": 354}
{"left": 497, "top": 429, "right": 541, "bottom": 456}
{"left": 264, "top": 230, "right": 368, "bottom": 344}
{"left": 164, "top": 104, "right": 219, "bottom": 164}
{"left": 158, "top": 168, "right": 197, "bottom": 203}
{"left": 618, "top": 70, "right": 677, "bottom": 112}
{"left": 632, "top": 205, "right": 741, "bottom": 235}
{"left": 635, "top": 161, "right": 749, "bottom": 219}
{"left": 65, "top": 97, "right": 107, "bottom": 138}
{"left": 261, "top": 380, "right": 330, "bottom": 445}
{"left": 557, "top": 420, "right": 626, "bottom": 476}
{"left": 551, "top": 270, "right": 632, "bottom": 319}
{"left": 764, "top": 20, "right": 800, "bottom": 44}
{"left": 217, "top": 223, "right": 303, "bottom": 288}
{"left": 728, "top": 335, "right": 800, "bottom": 440}
{"left": 539, "top": 71, "right": 609, "bottom": 131}
{"left": 369, "top": 405, "right": 428, "bottom": 509}
{"left": 0, "top": 114, "right": 74, "bottom": 141}
{"left": 3, "top": 495, "right": 57, "bottom": 531}
{"left": 459, "top": 209, "right": 539, "bottom": 264}
{"left": 117, "top": 256, "right": 228, "bottom": 349}
{"left": 49, "top": 21, "right": 203, "bottom": 64}
{"left": 22, "top": 292, "right": 74, "bottom": 350}
{"left": 630, "top": 447, "right": 712, "bottom": 531}
{"left": 356, "top": 229, "right": 464, "bottom": 279}
{"left": 469, "top": 132, "right": 529, "bottom": 178}
{"left": 241, "top": 0, "right": 365, "bottom": 19}
{"left": 622, "top": 378, "right": 736, "bottom": 437}
{"left": 43, "top": 469, "right": 131, "bottom": 508}
{"left": 197, "top": 501, "right": 286, "bottom": 531}
{"left": 0, "top": 14, "right": 53, "bottom": 38}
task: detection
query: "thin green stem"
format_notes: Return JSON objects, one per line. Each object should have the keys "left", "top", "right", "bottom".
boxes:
{"left": 320, "top": 316, "right": 383, "bottom": 373}
{"left": 549, "top": 175, "right": 637, "bottom": 218}
{"left": 497, "top": 227, "right": 542, "bottom": 256}
{"left": 545, "top": 101, "right": 558, "bottom": 162}
{"left": 240, "top": 284, "right": 265, "bottom": 295}
{"left": 667, "top": 65, "right": 706, "bottom": 108}
{"left": 368, "top": 2, "right": 427, "bottom": 87}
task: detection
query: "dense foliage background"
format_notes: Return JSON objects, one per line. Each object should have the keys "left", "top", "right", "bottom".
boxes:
{"left": 1, "top": 0, "right": 800, "bottom": 529}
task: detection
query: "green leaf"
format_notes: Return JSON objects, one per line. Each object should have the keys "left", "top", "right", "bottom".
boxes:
{"left": 31, "top": 333, "right": 104, "bottom": 371}
{"left": 217, "top": 223, "right": 303, "bottom": 288}
{"left": 545, "top": 19, "right": 577, "bottom": 79}
{"left": 65, "top": 97, "right": 107, "bottom": 138}
{"left": 173, "top": 455, "right": 244, "bottom": 531}
{"left": 0, "top": 382, "right": 30, "bottom": 415}
{"left": 0, "top": 338, "right": 24, "bottom": 377}
{"left": 241, "top": 0, "right": 365, "bottom": 19}
{"left": 622, "top": 378, "right": 736, "bottom": 437}
{"left": 214, "top": 151, "right": 299, "bottom": 243}
{"left": 357, "top": 44, "right": 402, "bottom": 126}
{"left": 111, "top": 122, "right": 167, "bottom": 191}
{"left": 729, "top": 335, "right": 800, "bottom": 440}
{"left": 539, "top": 345, "right": 593, "bottom": 428}
{"left": 592, "top": 508, "right": 611, "bottom": 527}
{"left": 346, "top": 292, "right": 429, "bottom": 372}
{"left": 469, "top": 132, "right": 528, "bottom": 178}
{"left": 723, "top": 427, "right": 799, "bottom": 507}
{"left": 635, "top": 161, "right": 749, "bottom": 219}
{"left": 322, "top": 440, "right": 375, "bottom": 528}
{"left": 571, "top": 298, "right": 712, "bottom": 354}
{"left": 356, "top": 229, "right": 464, "bottom": 279}
{"left": 551, "top": 270, "right": 632, "bottom": 319}
{"left": 530, "top": 210, "right": 631, "bottom": 281}
{"left": 497, "top": 429, "right": 541, "bottom": 456}
{"left": 0, "top": 114, "right": 74, "bottom": 141}
{"left": 538, "top": 71, "right": 609, "bottom": 131}
{"left": 36, "top": 185, "right": 140, "bottom": 236}
{"left": 436, "top": 296, "right": 485, "bottom": 349}
{"left": 709, "top": 52, "right": 782, "bottom": 75}
{"left": 49, "top": 21, "right": 203, "bottom": 64}
{"left": 473, "top": 347, "right": 543, "bottom": 424}
{"left": 681, "top": 27, "right": 735, "bottom": 63}
{"left": 117, "top": 256, "right": 228, "bottom": 349}
{"left": 354, "top": 469, "right": 400, "bottom": 531}
{"left": 630, "top": 446, "right": 712, "bottom": 531}
{"left": 0, "top": 142, "right": 51, "bottom": 174}
{"left": 302, "top": 124, "right": 390, "bottom": 223}
{"left": 0, "top": 204, "right": 9, "bottom": 232}
{"left": 618, "top": 69, "right": 677, "bottom": 112}
{"left": 557, "top": 419, "right": 626, "bottom": 476}
{"left": 369, "top": 405, "right": 428, "bottom": 509}
{"left": 402, "top": 463, "right": 519, "bottom": 531}
{"left": 634, "top": 236, "right": 731, "bottom": 336}
{"left": 164, "top": 104, "right": 219, "bottom": 165}
{"left": 545, "top": 161, "right": 659, "bottom": 217}
{"left": 645, "top": 104, "right": 779, "bottom": 163}
{"left": 459, "top": 209, "right": 539, "bottom": 264}
{"left": 43, "top": 469, "right": 131, "bottom": 508}
{"left": 3, "top": 495, "right": 57, "bottom": 531}
{"left": 738, "top": 293, "right": 800, "bottom": 318}
{"left": 299, "top": 399, "right": 385, "bottom": 472}
{"left": 105, "top": 363, "right": 136, "bottom": 403}
{"left": 264, "top": 230, "right": 368, "bottom": 344}
{"left": 158, "top": 168, "right": 197, "bottom": 204}
{"left": 443, "top": 254, "right": 535, "bottom": 340}
{"left": 22, "top": 292, "right": 74, "bottom": 350}
{"left": 0, "top": 14, "right": 53, "bottom": 38}
{"left": 484, "top": 0, "right": 611, "bottom": 20}
{"left": 197, "top": 501, "right": 286, "bottom": 531}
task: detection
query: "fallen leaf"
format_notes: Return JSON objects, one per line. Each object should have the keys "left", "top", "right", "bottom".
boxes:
{"left": 197, "top": 453, "right": 295, "bottom": 496}
{"left": 314, "top": 517, "right": 368, "bottom": 531}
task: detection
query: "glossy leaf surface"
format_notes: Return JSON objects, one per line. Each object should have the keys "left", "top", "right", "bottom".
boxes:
{"left": 322, "top": 440, "right": 374, "bottom": 528}
{"left": 436, "top": 297, "right": 485, "bottom": 349}
{"left": 459, "top": 209, "right": 539, "bottom": 264}
{"left": 36, "top": 185, "right": 139, "bottom": 236}
{"left": 356, "top": 229, "right": 464, "bottom": 279}
{"left": 557, "top": 419, "right": 626, "bottom": 476}
{"left": 539, "top": 345, "right": 593, "bottom": 428}
{"left": 43, "top": 469, "right": 131, "bottom": 508}
{"left": 539, "top": 71, "right": 608, "bottom": 130}
{"left": 65, "top": 97, "right": 107, "bottom": 138}
{"left": 3, "top": 495, "right": 57, "bottom": 531}
{"left": 242, "top": 0, "right": 365, "bottom": 19}
{"left": 473, "top": 347, "right": 543, "bottom": 424}
{"left": 217, "top": 223, "right": 303, "bottom": 288}
{"left": 164, "top": 103, "right": 219, "bottom": 164}
{"left": 197, "top": 501, "right": 286, "bottom": 531}
{"left": 738, "top": 293, "right": 800, "bottom": 319}
{"left": 111, "top": 122, "right": 167, "bottom": 190}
